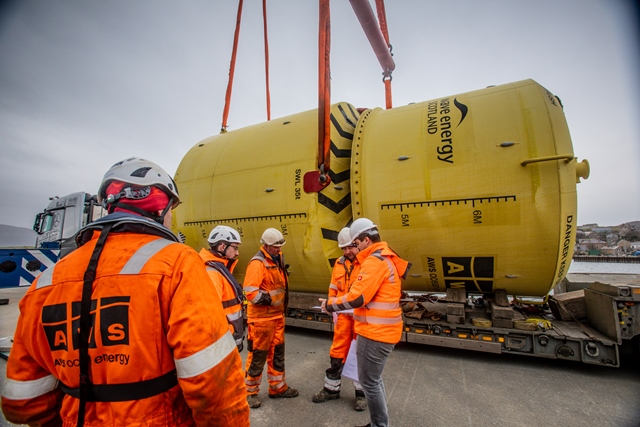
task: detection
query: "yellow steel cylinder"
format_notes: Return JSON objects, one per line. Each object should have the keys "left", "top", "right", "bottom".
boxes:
{"left": 175, "top": 79, "right": 583, "bottom": 297}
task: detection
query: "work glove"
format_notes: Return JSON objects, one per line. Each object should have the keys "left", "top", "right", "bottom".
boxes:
{"left": 256, "top": 292, "right": 272, "bottom": 306}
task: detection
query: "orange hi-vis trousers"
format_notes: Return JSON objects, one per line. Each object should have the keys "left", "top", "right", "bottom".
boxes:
{"left": 244, "top": 316, "right": 288, "bottom": 396}
{"left": 330, "top": 313, "right": 356, "bottom": 361}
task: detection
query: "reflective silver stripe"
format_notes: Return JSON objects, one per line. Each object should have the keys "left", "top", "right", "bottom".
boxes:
{"left": 244, "top": 285, "right": 259, "bottom": 292}
{"left": 269, "top": 288, "right": 285, "bottom": 306}
{"left": 331, "top": 295, "right": 354, "bottom": 311}
{"left": 268, "top": 373, "right": 285, "bottom": 391}
{"left": 367, "top": 301, "right": 399, "bottom": 310}
{"left": 174, "top": 330, "right": 235, "bottom": 378}
{"left": 206, "top": 267, "right": 216, "bottom": 271}
{"left": 2, "top": 375, "right": 59, "bottom": 400}
{"left": 329, "top": 283, "right": 339, "bottom": 292}
{"left": 35, "top": 265, "right": 55, "bottom": 289}
{"left": 354, "top": 381, "right": 363, "bottom": 391}
{"left": 226, "top": 310, "right": 243, "bottom": 321}
{"left": 371, "top": 251, "right": 384, "bottom": 261}
{"left": 245, "top": 378, "right": 261, "bottom": 386}
{"left": 269, "top": 373, "right": 284, "bottom": 381}
{"left": 354, "top": 314, "right": 403, "bottom": 324}
{"left": 383, "top": 257, "right": 396, "bottom": 283}
{"left": 269, "top": 289, "right": 284, "bottom": 297}
{"left": 249, "top": 292, "right": 264, "bottom": 304}
{"left": 324, "top": 376, "right": 341, "bottom": 391}
{"left": 269, "top": 381, "right": 286, "bottom": 391}
{"left": 120, "top": 239, "right": 175, "bottom": 275}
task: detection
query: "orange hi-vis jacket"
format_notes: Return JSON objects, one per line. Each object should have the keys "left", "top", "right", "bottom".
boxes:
{"left": 326, "top": 242, "right": 410, "bottom": 345}
{"left": 198, "top": 248, "right": 245, "bottom": 349}
{"left": 1, "top": 214, "right": 249, "bottom": 427}
{"left": 329, "top": 255, "right": 361, "bottom": 299}
{"left": 243, "top": 247, "right": 288, "bottom": 322}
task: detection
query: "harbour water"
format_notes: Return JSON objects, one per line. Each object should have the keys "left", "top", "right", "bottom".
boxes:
{"left": 568, "top": 261, "right": 640, "bottom": 274}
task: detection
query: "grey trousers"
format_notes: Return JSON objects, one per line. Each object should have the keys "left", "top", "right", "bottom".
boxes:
{"left": 356, "top": 335, "right": 395, "bottom": 427}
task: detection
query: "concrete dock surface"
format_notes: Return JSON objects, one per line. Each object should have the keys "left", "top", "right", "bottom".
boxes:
{"left": 1, "top": 287, "right": 639, "bottom": 427}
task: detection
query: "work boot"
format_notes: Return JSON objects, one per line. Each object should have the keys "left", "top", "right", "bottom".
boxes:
{"left": 269, "top": 386, "right": 299, "bottom": 399}
{"left": 354, "top": 394, "right": 367, "bottom": 411}
{"left": 312, "top": 388, "right": 340, "bottom": 403}
{"left": 247, "top": 394, "right": 261, "bottom": 408}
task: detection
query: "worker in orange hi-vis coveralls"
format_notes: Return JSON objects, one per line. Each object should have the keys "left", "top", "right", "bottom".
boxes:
{"left": 199, "top": 225, "right": 245, "bottom": 352}
{"left": 1, "top": 158, "right": 249, "bottom": 427}
{"left": 322, "top": 218, "right": 411, "bottom": 427}
{"left": 243, "top": 227, "right": 299, "bottom": 409}
{"left": 313, "top": 227, "right": 367, "bottom": 411}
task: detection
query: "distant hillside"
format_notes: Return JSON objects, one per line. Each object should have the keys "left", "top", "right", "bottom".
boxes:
{"left": 579, "top": 221, "right": 640, "bottom": 229}
{"left": 622, "top": 221, "right": 640, "bottom": 230}
{"left": 0, "top": 224, "right": 36, "bottom": 247}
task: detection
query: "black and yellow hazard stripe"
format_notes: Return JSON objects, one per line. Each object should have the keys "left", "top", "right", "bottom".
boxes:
{"left": 317, "top": 102, "right": 360, "bottom": 267}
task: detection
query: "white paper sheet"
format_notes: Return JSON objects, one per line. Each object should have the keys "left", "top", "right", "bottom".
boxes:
{"left": 341, "top": 339, "right": 359, "bottom": 382}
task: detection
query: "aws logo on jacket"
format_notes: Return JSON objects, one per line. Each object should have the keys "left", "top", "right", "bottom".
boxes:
{"left": 42, "top": 296, "right": 130, "bottom": 351}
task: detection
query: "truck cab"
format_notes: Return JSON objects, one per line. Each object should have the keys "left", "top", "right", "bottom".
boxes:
{"left": 1, "top": 192, "right": 106, "bottom": 288}
{"left": 33, "top": 192, "right": 106, "bottom": 257}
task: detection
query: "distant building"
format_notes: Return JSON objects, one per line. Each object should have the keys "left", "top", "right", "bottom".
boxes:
{"left": 580, "top": 239, "right": 607, "bottom": 250}
{"left": 574, "top": 244, "right": 589, "bottom": 255}
{"left": 600, "top": 246, "right": 621, "bottom": 256}
{"left": 593, "top": 227, "right": 612, "bottom": 234}
{"left": 617, "top": 240, "right": 633, "bottom": 253}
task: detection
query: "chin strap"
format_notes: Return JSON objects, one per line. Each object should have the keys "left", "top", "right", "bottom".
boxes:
{"left": 211, "top": 242, "right": 232, "bottom": 259}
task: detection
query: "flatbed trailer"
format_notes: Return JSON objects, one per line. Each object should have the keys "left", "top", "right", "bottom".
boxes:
{"left": 285, "top": 281, "right": 640, "bottom": 367}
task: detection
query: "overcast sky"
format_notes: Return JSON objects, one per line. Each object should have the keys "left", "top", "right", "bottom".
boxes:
{"left": 1, "top": 0, "right": 638, "bottom": 230}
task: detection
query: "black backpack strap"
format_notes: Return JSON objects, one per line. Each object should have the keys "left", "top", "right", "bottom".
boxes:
{"left": 61, "top": 369, "right": 178, "bottom": 402}
{"left": 77, "top": 223, "right": 112, "bottom": 427}
{"left": 205, "top": 261, "right": 244, "bottom": 304}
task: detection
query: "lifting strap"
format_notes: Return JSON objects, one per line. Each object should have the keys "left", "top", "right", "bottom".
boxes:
{"left": 221, "top": 0, "right": 244, "bottom": 133}
{"left": 317, "top": 0, "right": 331, "bottom": 184}
{"left": 262, "top": 0, "right": 271, "bottom": 121}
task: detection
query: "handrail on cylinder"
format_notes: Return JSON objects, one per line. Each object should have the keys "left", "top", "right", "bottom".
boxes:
{"left": 520, "top": 154, "right": 575, "bottom": 166}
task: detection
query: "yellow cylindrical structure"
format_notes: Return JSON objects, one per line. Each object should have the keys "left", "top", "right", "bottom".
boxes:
{"left": 175, "top": 79, "right": 584, "bottom": 297}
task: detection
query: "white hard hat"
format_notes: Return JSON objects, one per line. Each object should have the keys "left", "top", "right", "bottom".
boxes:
{"left": 349, "top": 218, "right": 378, "bottom": 240}
{"left": 337, "top": 227, "right": 354, "bottom": 248}
{"left": 208, "top": 225, "right": 241, "bottom": 245}
{"left": 98, "top": 157, "right": 180, "bottom": 208}
{"left": 260, "top": 228, "right": 286, "bottom": 247}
